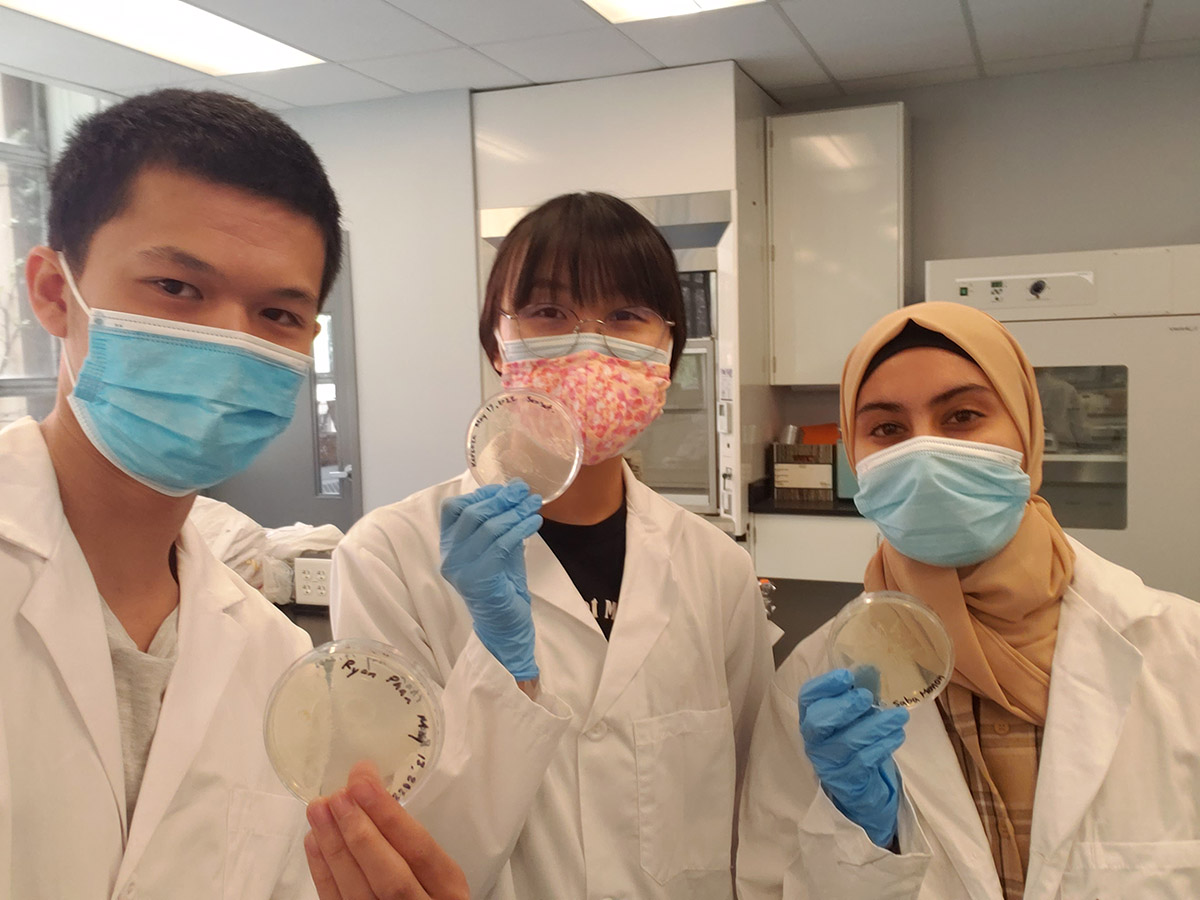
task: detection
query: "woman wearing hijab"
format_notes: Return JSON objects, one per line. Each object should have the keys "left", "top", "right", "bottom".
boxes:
{"left": 737, "top": 302, "right": 1200, "bottom": 900}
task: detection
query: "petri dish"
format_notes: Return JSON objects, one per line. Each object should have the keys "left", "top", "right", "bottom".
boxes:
{"left": 826, "top": 591, "right": 955, "bottom": 709}
{"left": 264, "top": 639, "right": 443, "bottom": 805}
{"left": 466, "top": 389, "right": 583, "bottom": 502}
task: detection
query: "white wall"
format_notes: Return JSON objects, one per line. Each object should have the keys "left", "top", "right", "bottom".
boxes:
{"left": 283, "top": 91, "right": 481, "bottom": 512}
{"left": 784, "top": 56, "right": 1200, "bottom": 301}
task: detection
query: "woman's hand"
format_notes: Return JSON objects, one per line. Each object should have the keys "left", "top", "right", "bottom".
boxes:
{"left": 439, "top": 480, "right": 543, "bottom": 681}
{"left": 799, "top": 668, "right": 909, "bottom": 848}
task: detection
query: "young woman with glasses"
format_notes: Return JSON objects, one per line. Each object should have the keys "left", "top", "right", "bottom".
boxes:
{"left": 330, "top": 192, "right": 774, "bottom": 900}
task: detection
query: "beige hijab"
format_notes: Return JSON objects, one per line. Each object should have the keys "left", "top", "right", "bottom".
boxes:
{"left": 840, "top": 303, "right": 1075, "bottom": 725}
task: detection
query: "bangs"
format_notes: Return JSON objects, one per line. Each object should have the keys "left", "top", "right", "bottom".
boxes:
{"left": 480, "top": 192, "right": 687, "bottom": 373}
{"left": 505, "top": 197, "right": 680, "bottom": 320}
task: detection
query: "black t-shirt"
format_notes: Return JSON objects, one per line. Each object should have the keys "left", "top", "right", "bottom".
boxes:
{"left": 538, "top": 504, "right": 627, "bottom": 640}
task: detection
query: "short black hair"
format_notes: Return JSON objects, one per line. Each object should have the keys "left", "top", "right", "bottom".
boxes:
{"left": 48, "top": 89, "right": 342, "bottom": 303}
{"left": 479, "top": 192, "right": 686, "bottom": 374}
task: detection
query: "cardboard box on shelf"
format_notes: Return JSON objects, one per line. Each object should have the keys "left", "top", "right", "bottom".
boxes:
{"left": 772, "top": 443, "right": 834, "bottom": 504}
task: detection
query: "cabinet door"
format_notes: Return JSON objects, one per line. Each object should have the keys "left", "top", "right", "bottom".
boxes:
{"left": 769, "top": 103, "right": 905, "bottom": 385}
{"left": 752, "top": 515, "right": 880, "bottom": 583}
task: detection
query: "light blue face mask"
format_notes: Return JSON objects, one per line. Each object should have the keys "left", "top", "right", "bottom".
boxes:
{"left": 853, "top": 435, "right": 1031, "bottom": 568}
{"left": 59, "top": 254, "right": 312, "bottom": 497}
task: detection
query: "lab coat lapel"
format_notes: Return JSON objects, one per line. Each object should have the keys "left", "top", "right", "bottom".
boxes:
{"left": 18, "top": 524, "right": 128, "bottom": 836}
{"left": 582, "top": 476, "right": 675, "bottom": 730}
{"left": 1024, "top": 586, "right": 1142, "bottom": 900}
{"left": 526, "top": 533, "right": 605, "bottom": 633}
{"left": 115, "top": 527, "right": 248, "bottom": 885}
{"left": 896, "top": 701, "right": 1004, "bottom": 900}
{"left": 0, "top": 418, "right": 63, "bottom": 561}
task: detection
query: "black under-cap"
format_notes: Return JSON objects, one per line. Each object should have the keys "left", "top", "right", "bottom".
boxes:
{"left": 861, "top": 318, "right": 977, "bottom": 382}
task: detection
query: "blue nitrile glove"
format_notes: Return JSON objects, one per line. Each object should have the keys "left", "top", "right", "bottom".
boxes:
{"left": 439, "top": 480, "right": 543, "bottom": 681}
{"left": 799, "top": 668, "right": 910, "bottom": 848}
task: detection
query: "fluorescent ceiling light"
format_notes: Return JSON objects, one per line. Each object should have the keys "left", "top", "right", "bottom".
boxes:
{"left": 0, "top": 0, "right": 323, "bottom": 76}
{"left": 583, "top": 0, "right": 763, "bottom": 25}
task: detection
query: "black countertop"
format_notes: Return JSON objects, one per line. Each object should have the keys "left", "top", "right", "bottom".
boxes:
{"left": 750, "top": 497, "right": 862, "bottom": 517}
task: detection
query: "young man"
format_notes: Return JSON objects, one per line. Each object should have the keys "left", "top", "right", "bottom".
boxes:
{"left": 1, "top": 89, "right": 465, "bottom": 900}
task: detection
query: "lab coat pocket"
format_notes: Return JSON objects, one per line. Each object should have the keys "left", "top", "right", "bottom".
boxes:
{"left": 634, "top": 704, "right": 736, "bottom": 885}
{"left": 1060, "top": 840, "right": 1200, "bottom": 899}
{"left": 224, "top": 787, "right": 306, "bottom": 900}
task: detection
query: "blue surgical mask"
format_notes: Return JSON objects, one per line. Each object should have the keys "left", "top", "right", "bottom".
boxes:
{"left": 853, "top": 435, "right": 1030, "bottom": 567}
{"left": 59, "top": 253, "right": 312, "bottom": 497}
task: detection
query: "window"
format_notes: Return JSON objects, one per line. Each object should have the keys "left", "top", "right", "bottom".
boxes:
{"left": 313, "top": 312, "right": 344, "bottom": 496}
{"left": 1035, "top": 365, "right": 1128, "bottom": 530}
{"left": 0, "top": 74, "right": 106, "bottom": 428}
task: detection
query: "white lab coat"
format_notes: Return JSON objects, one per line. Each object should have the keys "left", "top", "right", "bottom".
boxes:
{"left": 0, "top": 418, "right": 316, "bottom": 900}
{"left": 332, "top": 467, "right": 775, "bottom": 900}
{"left": 737, "top": 537, "right": 1200, "bottom": 900}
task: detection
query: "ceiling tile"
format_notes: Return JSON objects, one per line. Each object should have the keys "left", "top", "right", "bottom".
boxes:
{"left": 841, "top": 64, "right": 980, "bottom": 95}
{"left": 478, "top": 28, "right": 663, "bottom": 83}
{"left": 779, "top": 0, "right": 974, "bottom": 81}
{"left": 226, "top": 63, "right": 402, "bottom": 106}
{"left": 348, "top": 48, "right": 530, "bottom": 92}
{"left": 186, "top": 0, "right": 457, "bottom": 62}
{"left": 984, "top": 46, "right": 1132, "bottom": 78}
{"left": 382, "top": 0, "right": 604, "bottom": 45}
{"left": 967, "top": 0, "right": 1143, "bottom": 61}
{"left": 1140, "top": 38, "right": 1200, "bottom": 60}
{"left": 1143, "top": 0, "right": 1200, "bottom": 43}
{"left": 0, "top": 7, "right": 200, "bottom": 93}
{"left": 619, "top": 4, "right": 827, "bottom": 90}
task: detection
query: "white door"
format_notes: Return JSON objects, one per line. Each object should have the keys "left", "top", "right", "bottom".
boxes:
{"left": 768, "top": 103, "right": 905, "bottom": 385}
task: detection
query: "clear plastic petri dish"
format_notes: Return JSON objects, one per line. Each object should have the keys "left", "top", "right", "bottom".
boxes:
{"left": 466, "top": 388, "right": 583, "bottom": 502}
{"left": 263, "top": 639, "right": 443, "bottom": 805}
{"left": 826, "top": 591, "right": 955, "bottom": 709}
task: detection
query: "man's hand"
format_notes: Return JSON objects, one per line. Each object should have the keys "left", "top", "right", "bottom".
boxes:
{"left": 305, "top": 762, "right": 470, "bottom": 899}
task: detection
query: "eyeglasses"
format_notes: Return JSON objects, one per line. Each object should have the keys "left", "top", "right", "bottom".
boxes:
{"left": 500, "top": 304, "right": 674, "bottom": 361}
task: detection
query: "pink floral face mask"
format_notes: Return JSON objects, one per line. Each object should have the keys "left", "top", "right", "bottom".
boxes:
{"left": 499, "top": 333, "right": 671, "bottom": 466}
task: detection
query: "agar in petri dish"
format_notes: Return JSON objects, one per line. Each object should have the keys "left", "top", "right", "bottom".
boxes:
{"left": 264, "top": 639, "right": 443, "bottom": 804}
{"left": 826, "top": 591, "right": 955, "bottom": 709}
{"left": 466, "top": 389, "right": 583, "bottom": 502}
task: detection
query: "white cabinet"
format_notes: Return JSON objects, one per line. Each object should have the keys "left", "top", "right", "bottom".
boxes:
{"left": 768, "top": 103, "right": 906, "bottom": 385}
{"left": 752, "top": 514, "right": 880, "bottom": 583}
{"left": 473, "top": 64, "right": 736, "bottom": 208}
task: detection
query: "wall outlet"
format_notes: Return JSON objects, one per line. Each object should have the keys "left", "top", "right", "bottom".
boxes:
{"left": 294, "top": 557, "right": 333, "bottom": 607}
